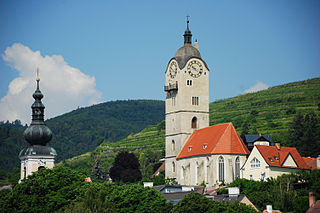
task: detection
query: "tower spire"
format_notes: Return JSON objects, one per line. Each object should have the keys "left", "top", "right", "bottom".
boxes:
{"left": 184, "top": 15, "right": 192, "bottom": 44}
{"left": 23, "top": 68, "right": 52, "bottom": 146}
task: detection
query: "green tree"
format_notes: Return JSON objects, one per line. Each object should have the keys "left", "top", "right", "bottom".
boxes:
{"left": 105, "top": 184, "right": 172, "bottom": 213}
{"left": 109, "top": 151, "right": 142, "bottom": 183}
{"left": 0, "top": 166, "right": 86, "bottom": 213}
{"left": 287, "top": 112, "right": 320, "bottom": 157}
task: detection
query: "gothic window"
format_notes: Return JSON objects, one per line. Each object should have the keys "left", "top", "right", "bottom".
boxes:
{"left": 191, "top": 117, "right": 197, "bottom": 129}
{"left": 235, "top": 157, "right": 240, "bottom": 178}
{"left": 171, "top": 140, "right": 175, "bottom": 152}
{"left": 250, "top": 157, "right": 260, "bottom": 169}
{"left": 172, "top": 162, "right": 175, "bottom": 173}
{"left": 192, "top": 97, "right": 199, "bottom": 105}
{"left": 24, "top": 167, "right": 26, "bottom": 179}
{"left": 218, "top": 156, "right": 224, "bottom": 181}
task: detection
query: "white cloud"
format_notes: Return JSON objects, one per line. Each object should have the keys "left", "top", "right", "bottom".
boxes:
{"left": 243, "top": 81, "right": 269, "bottom": 94}
{"left": 0, "top": 43, "right": 101, "bottom": 124}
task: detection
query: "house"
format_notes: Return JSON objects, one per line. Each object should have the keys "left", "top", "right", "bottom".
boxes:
{"left": 302, "top": 155, "right": 320, "bottom": 170}
{"left": 244, "top": 134, "right": 273, "bottom": 151}
{"left": 242, "top": 143, "right": 310, "bottom": 181}
{"left": 208, "top": 187, "right": 258, "bottom": 211}
{"left": 176, "top": 123, "right": 250, "bottom": 186}
{"left": 153, "top": 184, "right": 199, "bottom": 204}
{"left": 152, "top": 161, "right": 165, "bottom": 178}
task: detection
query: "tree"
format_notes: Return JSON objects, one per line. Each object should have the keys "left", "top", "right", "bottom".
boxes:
{"left": 109, "top": 151, "right": 142, "bottom": 183}
{"left": 0, "top": 166, "right": 86, "bottom": 213}
{"left": 105, "top": 184, "right": 172, "bottom": 213}
{"left": 91, "top": 160, "right": 106, "bottom": 182}
{"left": 287, "top": 112, "right": 320, "bottom": 157}
{"left": 240, "top": 122, "right": 249, "bottom": 141}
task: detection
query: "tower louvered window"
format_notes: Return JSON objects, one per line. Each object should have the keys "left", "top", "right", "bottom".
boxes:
{"left": 235, "top": 157, "right": 240, "bottom": 178}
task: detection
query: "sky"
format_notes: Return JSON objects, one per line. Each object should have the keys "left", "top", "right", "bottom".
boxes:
{"left": 0, "top": 0, "right": 319, "bottom": 124}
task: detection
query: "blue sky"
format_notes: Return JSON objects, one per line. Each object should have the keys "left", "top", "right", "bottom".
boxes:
{"left": 0, "top": 0, "right": 319, "bottom": 123}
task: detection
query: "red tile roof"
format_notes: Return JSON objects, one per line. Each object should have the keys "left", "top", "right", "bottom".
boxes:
{"left": 152, "top": 162, "right": 165, "bottom": 178}
{"left": 177, "top": 123, "right": 249, "bottom": 159}
{"left": 302, "top": 157, "right": 317, "bottom": 170}
{"left": 256, "top": 145, "right": 310, "bottom": 170}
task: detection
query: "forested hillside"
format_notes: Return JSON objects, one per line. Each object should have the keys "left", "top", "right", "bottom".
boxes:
{"left": 62, "top": 78, "right": 320, "bottom": 177}
{"left": 0, "top": 100, "right": 164, "bottom": 173}
{"left": 1, "top": 78, "right": 319, "bottom": 176}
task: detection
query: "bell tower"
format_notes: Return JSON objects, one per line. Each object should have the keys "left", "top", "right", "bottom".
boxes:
{"left": 19, "top": 69, "right": 57, "bottom": 182}
{"left": 165, "top": 19, "right": 210, "bottom": 179}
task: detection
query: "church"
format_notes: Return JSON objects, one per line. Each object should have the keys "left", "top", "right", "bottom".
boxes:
{"left": 164, "top": 20, "right": 249, "bottom": 186}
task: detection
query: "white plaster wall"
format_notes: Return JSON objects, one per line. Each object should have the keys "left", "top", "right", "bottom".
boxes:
{"left": 242, "top": 146, "right": 268, "bottom": 181}
{"left": 176, "top": 154, "right": 247, "bottom": 186}
{"left": 20, "top": 156, "right": 55, "bottom": 181}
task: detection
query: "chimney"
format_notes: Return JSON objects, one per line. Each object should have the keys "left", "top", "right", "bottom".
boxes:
{"left": 309, "top": 192, "right": 316, "bottom": 207}
{"left": 143, "top": 182, "right": 153, "bottom": 187}
{"left": 275, "top": 142, "right": 280, "bottom": 150}
{"left": 194, "top": 39, "right": 199, "bottom": 50}
{"left": 266, "top": 205, "right": 272, "bottom": 213}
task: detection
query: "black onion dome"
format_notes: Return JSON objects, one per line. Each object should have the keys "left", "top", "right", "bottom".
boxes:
{"left": 24, "top": 125, "right": 52, "bottom": 145}
{"left": 23, "top": 77, "right": 52, "bottom": 146}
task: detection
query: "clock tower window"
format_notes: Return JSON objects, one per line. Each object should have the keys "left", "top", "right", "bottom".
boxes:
{"left": 191, "top": 117, "right": 197, "bottom": 129}
{"left": 187, "top": 80, "right": 192, "bottom": 86}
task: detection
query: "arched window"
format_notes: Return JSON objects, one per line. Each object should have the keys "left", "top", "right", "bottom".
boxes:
{"left": 218, "top": 156, "right": 224, "bottom": 181}
{"left": 171, "top": 140, "right": 175, "bottom": 152}
{"left": 250, "top": 157, "right": 260, "bottom": 168}
{"left": 235, "top": 157, "right": 240, "bottom": 178}
{"left": 172, "top": 162, "right": 175, "bottom": 173}
{"left": 191, "top": 117, "right": 197, "bottom": 129}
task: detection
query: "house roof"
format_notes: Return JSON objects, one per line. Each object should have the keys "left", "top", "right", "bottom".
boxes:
{"left": 210, "top": 194, "right": 246, "bottom": 203}
{"left": 302, "top": 157, "right": 317, "bottom": 170}
{"left": 255, "top": 145, "right": 310, "bottom": 170}
{"left": 177, "top": 123, "right": 249, "bottom": 159}
{"left": 244, "top": 134, "right": 272, "bottom": 143}
{"left": 151, "top": 162, "right": 165, "bottom": 178}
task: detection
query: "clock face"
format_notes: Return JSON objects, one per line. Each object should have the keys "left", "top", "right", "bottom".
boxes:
{"left": 187, "top": 60, "right": 203, "bottom": 78}
{"left": 169, "top": 61, "right": 178, "bottom": 79}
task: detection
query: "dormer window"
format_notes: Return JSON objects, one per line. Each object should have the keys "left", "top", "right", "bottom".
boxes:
{"left": 203, "top": 144, "right": 207, "bottom": 149}
{"left": 268, "top": 157, "right": 273, "bottom": 162}
{"left": 274, "top": 156, "right": 279, "bottom": 161}
{"left": 188, "top": 146, "right": 192, "bottom": 152}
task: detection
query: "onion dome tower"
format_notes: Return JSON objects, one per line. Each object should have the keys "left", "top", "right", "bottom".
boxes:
{"left": 19, "top": 70, "right": 57, "bottom": 182}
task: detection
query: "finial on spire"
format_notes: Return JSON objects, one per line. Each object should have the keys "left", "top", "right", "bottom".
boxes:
{"left": 36, "top": 68, "right": 40, "bottom": 82}
{"left": 186, "top": 15, "right": 190, "bottom": 28}
{"left": 184, "top": 15, "right": 192, "bottom": 44}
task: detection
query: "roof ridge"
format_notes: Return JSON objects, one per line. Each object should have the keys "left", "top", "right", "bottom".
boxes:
{"left": 231, "top": 124, "right": 249, "bottom": 154}
{"left": 211, "top": 123, "right": 230, "bottom": 154}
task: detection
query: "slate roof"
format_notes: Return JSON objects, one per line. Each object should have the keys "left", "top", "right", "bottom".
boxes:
{"left": 177, "top": 123, "right": 249, "bottom": 159}
{"left": 244, "top": 134, "right": 272, "bottom": 143}
{"left": 209, "top": 194, "right": 246, "bottom": 203}
{"left": 255, "top": 145, "right": 310, "bottom": 170}
{"left": 162, "top": 191, "right": 196, "bottom": 204}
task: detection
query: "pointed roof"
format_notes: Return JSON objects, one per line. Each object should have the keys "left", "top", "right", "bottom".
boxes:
{"left": 177, "top": 123, "right": 250, "bottom": 159}
{"left": 255, "top": 145, "right": 310, "bottom": 170}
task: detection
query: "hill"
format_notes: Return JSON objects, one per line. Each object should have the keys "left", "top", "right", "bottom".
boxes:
{"left": 0, "top": 100, "right": 164, "bottom": 173}
{"left": 61, "top": 78, "right": 320, "bottom": 177}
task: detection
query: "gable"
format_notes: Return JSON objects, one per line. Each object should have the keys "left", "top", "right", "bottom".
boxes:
{"left": 282, "top": 153, "right": 297, "bottom": 168}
